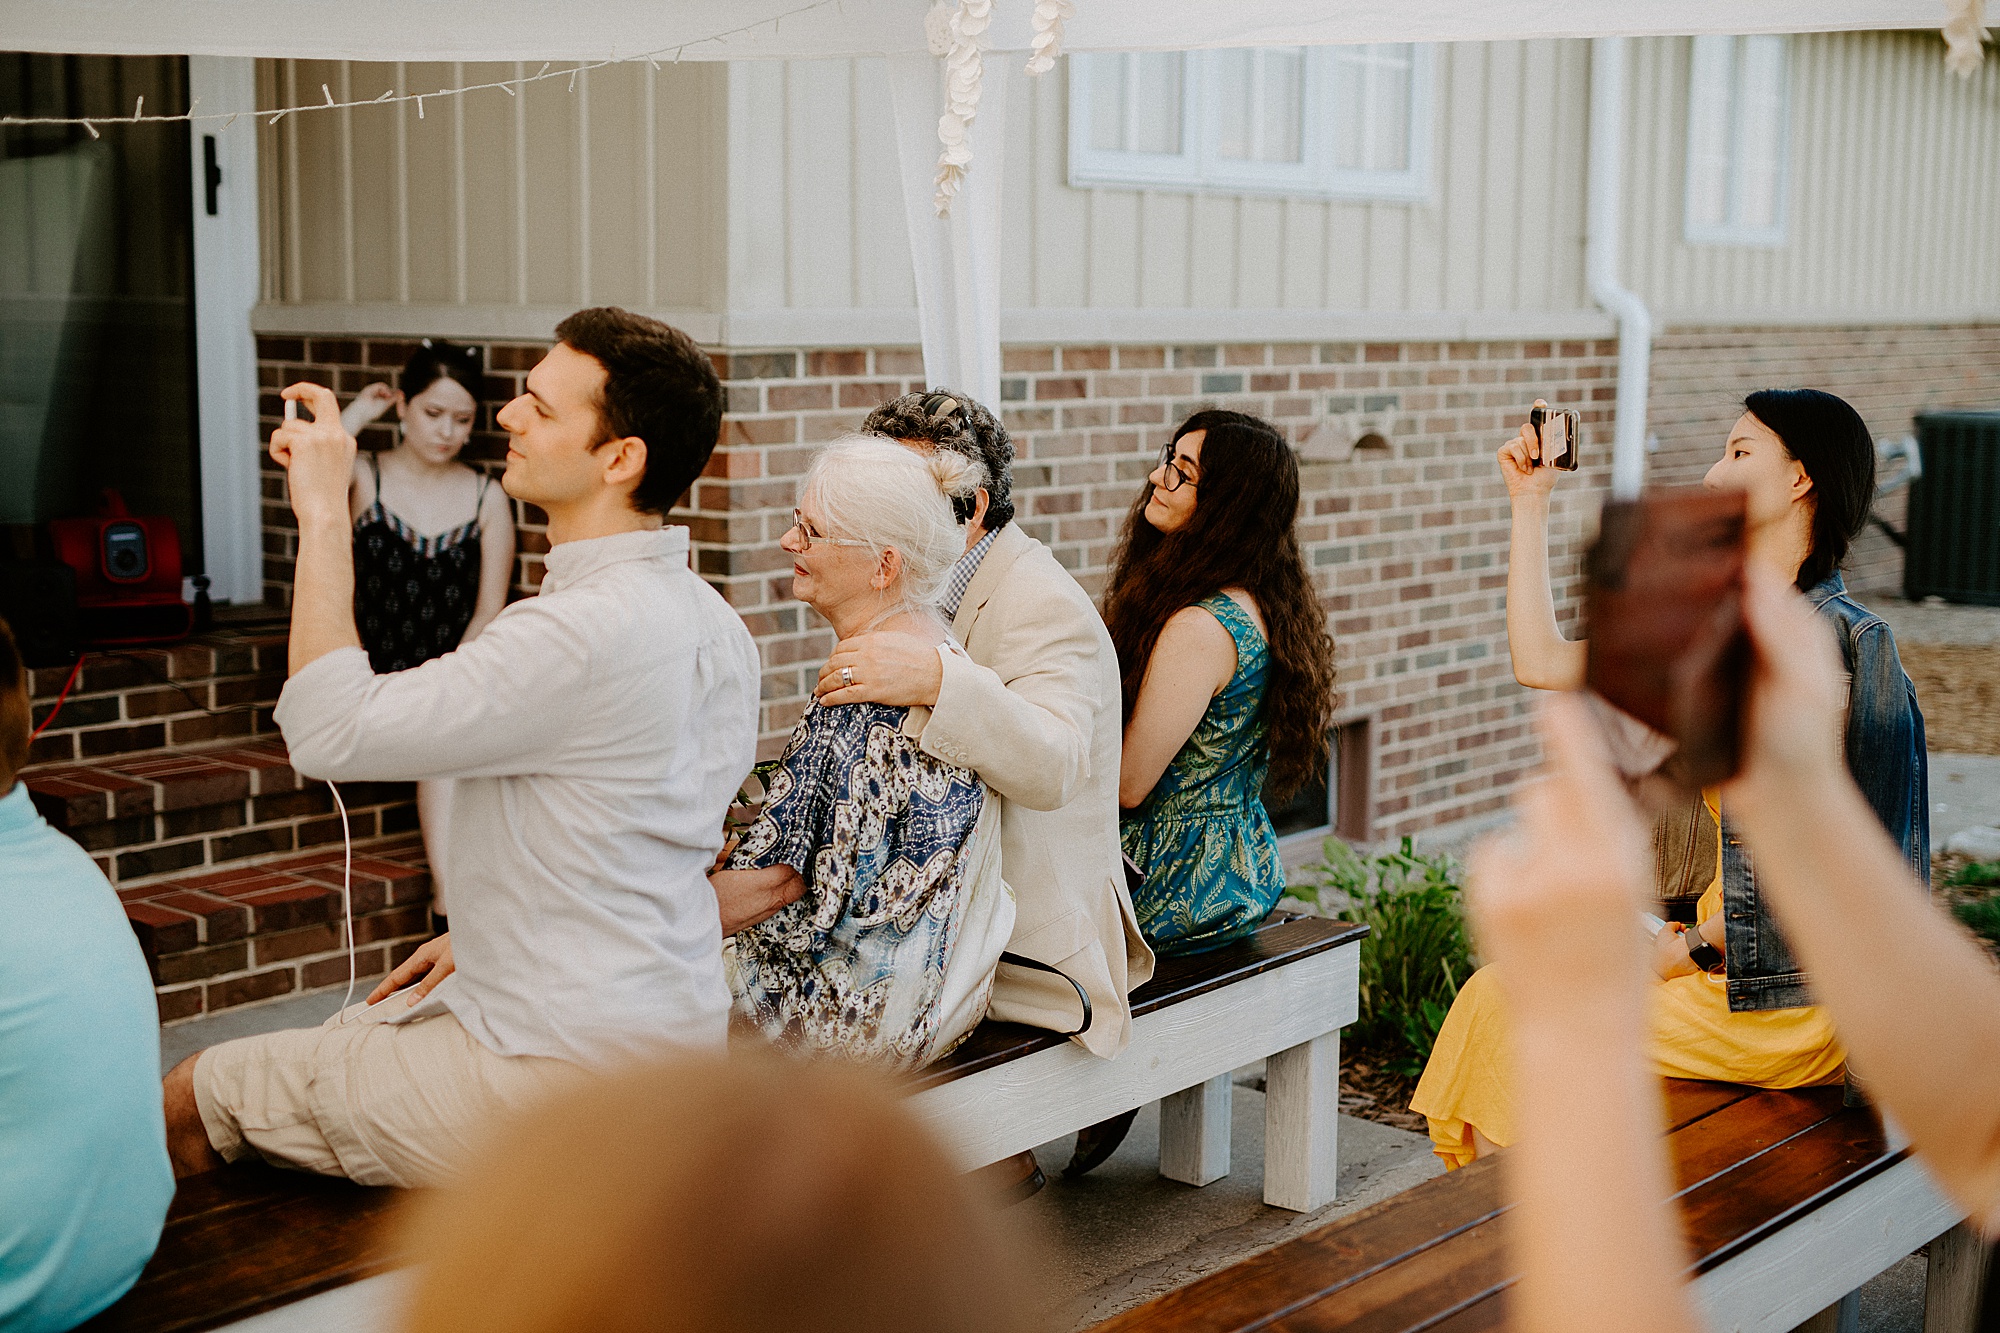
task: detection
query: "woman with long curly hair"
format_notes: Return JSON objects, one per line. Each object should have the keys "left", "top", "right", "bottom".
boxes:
{"left": 1106, "top": 409, "right": 1338, "bottom": 957}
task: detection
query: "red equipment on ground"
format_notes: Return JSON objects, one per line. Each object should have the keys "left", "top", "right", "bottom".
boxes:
{"left": 47, "top": 490, "right": 192, "bottom": 646}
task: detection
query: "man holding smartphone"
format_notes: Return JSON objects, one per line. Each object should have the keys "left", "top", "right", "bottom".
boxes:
{"left": 160, "top": 309, "right": 761, "bottom": 1188}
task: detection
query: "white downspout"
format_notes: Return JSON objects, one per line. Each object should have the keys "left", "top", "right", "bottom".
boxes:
{"left": 1587, "top": 36, "right": 1652, "bottom": 501}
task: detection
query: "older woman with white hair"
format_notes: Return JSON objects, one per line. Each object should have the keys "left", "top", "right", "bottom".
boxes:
{"left": 708, "top": 437, "right": 1015, "bottom": 1070}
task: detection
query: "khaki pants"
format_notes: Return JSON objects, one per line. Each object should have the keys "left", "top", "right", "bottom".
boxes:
{"left": 193, "top": 997, "right": 574, "bottom": 1188}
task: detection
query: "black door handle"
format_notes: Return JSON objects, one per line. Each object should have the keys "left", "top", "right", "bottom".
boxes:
{"left": 203, "top": 135, "right": 222, "bottom": 215}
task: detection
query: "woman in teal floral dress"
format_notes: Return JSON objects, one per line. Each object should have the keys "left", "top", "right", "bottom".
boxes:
{"left": 1118, "top": 592, "right": 1285, "bottom": 952}
{"left": 1106, "top": 410, "right": 1338, "bottom": 955}
{"left": 1066, "top": 410, "right": 1340, "bottom": 1176}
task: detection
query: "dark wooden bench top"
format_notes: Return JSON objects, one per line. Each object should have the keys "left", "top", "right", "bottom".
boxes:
{"left": 80, "top": 1163, "right": 403, "bottom": 1333}
{"left": 1091, "top": 1080, "right": 1890, "bottom": 1332}
{"left": 913, "top": 913, "right": 1368, "bottom": 1090}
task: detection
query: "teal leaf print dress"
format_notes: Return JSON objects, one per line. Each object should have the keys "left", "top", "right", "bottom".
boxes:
{"left": 1120, "top": 593, "right": 1286, "bottom": 956}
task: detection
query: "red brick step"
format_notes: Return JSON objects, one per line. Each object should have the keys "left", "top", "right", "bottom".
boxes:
{"left": 124, "top": 834, "right": 436, "bottom": 1024}
{"left": 23, "top": 737, "right": 417, "bottom": 890}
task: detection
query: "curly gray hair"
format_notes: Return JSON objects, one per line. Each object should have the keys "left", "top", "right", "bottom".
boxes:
{"left": 861, "top": 389, "right": 1015, "bottom": 532}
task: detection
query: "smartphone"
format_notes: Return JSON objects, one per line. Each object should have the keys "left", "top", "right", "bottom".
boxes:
{"left": 1584, "top": 487, "right": 1751, "bottom": 789}
{"left": 1530, "top": 402, "right": 1580, "bottom": 471}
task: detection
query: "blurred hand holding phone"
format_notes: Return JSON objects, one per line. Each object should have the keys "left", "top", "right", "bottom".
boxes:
{"left": 1583, "top": 487, "right": 1751, "bottom": 791}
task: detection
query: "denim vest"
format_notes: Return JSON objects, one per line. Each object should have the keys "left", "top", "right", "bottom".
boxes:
{"left": 1719, "top": 573, "right": 1930, "bottom": 1012}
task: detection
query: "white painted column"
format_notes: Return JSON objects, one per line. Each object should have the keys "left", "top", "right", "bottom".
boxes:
{"left": 188, "top": 56, "right": 264, "bottom": 606}
{"left": 886, "top": 51, "right": 1010, "bottom": 409}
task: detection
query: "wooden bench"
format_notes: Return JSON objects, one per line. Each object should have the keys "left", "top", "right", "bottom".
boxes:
{"left": 1091, "top": 1079, "right": 1986, "bottom": 1333}
{"left": 88, "top": 912, "right": 1365, "bottom": 1331}
{"left": 79, "top": 1162, "right": 404, "bottom": 1333}
{"left": 909, "top": 913, "right": 1366, "bottom": 1210}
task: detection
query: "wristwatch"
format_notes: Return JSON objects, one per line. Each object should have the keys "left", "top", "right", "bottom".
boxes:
{"left": 1684, "top": 930, "right": 1724, "bottom": 974}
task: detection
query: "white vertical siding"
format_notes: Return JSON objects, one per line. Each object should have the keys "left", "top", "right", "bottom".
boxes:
{"left": 258, "top": 58, "right": 724, "bottom": 320}
{"left": 1626, "top": 31, "right": 2000, "bottom": 321}
{"left": 252, "top": 34, "right": 2000, "bottom": 338}
{"left": 717, "top": 41, "right": 1599, "bottom": 317}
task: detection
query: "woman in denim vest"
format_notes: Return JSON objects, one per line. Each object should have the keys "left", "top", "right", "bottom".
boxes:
{"left": 1411, "top": 388, "right": 1929, "bottom": 1168}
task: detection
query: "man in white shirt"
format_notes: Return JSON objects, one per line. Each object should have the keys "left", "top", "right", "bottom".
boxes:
{"left": 161, "top": 308, "right": 761, "bottom": 1188}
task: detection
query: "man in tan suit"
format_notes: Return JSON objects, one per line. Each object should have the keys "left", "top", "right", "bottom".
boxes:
{"left": 817, "top": 391, "right": 1154, "bottom": 1082}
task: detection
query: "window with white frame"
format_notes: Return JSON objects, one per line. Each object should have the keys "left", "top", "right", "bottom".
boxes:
{"left": 1684, "top": 35, "right": 1790, "bottom": 246}
{"left": 1070, "top": 45, "right": 1434, "bottom": 201}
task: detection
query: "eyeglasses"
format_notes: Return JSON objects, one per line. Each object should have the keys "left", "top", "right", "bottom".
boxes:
{"left": 788, "top": 509, "right": 871, "bottom": 553}
{"left": 1157, "top": 441, "right": 1198, "bottom": 493}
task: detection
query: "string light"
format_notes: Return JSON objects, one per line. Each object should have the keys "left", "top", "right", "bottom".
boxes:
{"left": 0, "top": 0, "right": 847, "bottom": 133}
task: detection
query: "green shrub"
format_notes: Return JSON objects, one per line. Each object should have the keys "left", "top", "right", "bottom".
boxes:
{"left": 1945, "top": 860, "right": 2000, "bottom": 891}
{"left": 1954, "top": 895, "right": 2000, "bottom": 950}
{"left": 1287, "top": 836, "right": 1474, "bottom": 1076}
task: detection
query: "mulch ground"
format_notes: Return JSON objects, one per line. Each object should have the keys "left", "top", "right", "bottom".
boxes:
{"left": 1336, "top": 1044, "right": 1427, "bottom": 1134}
{"left": 1901, "top": 643, "right": 2000, "bottom": 755}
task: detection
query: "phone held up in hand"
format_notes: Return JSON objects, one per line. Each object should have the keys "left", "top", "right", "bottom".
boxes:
{"left": 1584, "top": 487, "right": 1751, "bottom": 790}
{"left": 1530, "top": 401, "right": 1580, "bottom": 471}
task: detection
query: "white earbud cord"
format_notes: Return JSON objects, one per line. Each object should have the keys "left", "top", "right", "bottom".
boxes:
{"left": 326, "top": 779, "right": 360, "bottom": 1024}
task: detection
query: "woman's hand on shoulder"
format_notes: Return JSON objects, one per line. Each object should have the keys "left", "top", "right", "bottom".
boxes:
{"left": 1498, "top": 414, "right": 1562, "bottom": 503}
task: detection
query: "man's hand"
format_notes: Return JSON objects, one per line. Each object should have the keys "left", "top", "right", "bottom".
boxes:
{"left": 271, "top": 383, "right": 358, "bottom": 529}
{"left": 711, "top": 866, "right": 805, "bottom": 935}
{"left": 365, "top": 932, "right": 454, "bottom": 1007}
{"left": 816, "top": 631, "right": 946, "bottom": 708}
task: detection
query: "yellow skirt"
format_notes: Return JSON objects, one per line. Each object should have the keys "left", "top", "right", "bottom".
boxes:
{"left": 1409, "top": 883, "right": 1847, "bottom": 1170}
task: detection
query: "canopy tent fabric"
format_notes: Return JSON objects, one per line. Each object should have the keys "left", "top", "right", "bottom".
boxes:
{"left": 0, "top": 0, "right": 1971, "bottom": 62}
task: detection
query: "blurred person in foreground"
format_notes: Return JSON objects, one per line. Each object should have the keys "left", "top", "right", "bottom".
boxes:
{"left": 395, "top": 1049, "right": 1033, "bottom": 1333}
{"left": 0, "top": 617, "right": 174, "bottom": 1331}
{"left": 1477, "top": 565, "right": 1999, "bottom": 1333}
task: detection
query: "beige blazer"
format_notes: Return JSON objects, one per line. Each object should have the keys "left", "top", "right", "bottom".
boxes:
{"left": 918, "top": 523, "right": 1155, "bottom": 1058}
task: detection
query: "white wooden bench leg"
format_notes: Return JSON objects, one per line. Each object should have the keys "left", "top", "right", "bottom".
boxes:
{"left": 1263, "top": 1029, "right": 1340, "bottom": 1212}
{"left": 1160, "top": 1073, "right": 1233, "bottom": 1186}
{"left": 1791, "top": 1291, "right": 1862, "bottom": 1333}
{"left": 1924, "top": 1221, "right": 1993, "bottom": 1333}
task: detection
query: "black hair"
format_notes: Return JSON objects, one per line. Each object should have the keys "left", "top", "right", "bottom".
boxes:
{"left": 0, "top": 618, "right": 28, "bottom": 791}
{"left": 400, "top": 338, "right": 485, "bottom": 405}
{"left": 553, "top": 308, "right": 725, "bottom": 517}
{"left": 861, "top": 389, "right": 1015, "bottom": 532}
{"left": 1741, "top": 389, "right": 1876, "bottom": 591}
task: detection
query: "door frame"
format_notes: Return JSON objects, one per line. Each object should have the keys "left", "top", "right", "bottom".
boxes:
{"left": 188, "top": 55, "right": 263, "bottom": 607}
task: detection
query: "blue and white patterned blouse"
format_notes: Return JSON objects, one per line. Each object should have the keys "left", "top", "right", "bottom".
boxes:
{"left": 727, "top": 698, "right": 988, "bottom": 1068}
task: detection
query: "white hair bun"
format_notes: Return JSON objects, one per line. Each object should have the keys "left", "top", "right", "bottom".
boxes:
{"left": 927, "top": 448, "right": 984, "bottom": 499}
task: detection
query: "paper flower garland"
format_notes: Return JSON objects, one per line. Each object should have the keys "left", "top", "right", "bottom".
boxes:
{"left": 927, "top": 0, "right": 1072, "bottom": 217}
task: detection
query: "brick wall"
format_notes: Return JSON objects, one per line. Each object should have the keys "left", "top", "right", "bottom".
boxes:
{"left": 1645, "top": 323, "right": 2000, "bottom": 597}
{"left": 257, "top": 333, "right": 1619, "bottom": 842}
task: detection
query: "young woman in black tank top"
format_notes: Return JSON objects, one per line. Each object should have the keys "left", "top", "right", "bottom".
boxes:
{"left": 341, "top": 340, "right": 516, "bottom": 918}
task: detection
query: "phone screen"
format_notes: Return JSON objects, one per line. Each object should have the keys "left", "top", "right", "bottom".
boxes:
{"left": 1584, "top": 487, "right": 1751, "bottom": 789}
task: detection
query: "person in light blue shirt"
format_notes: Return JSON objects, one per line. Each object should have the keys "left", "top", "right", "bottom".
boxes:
{"left": 0, "top": 618, "right": 173, "bottom": 1332}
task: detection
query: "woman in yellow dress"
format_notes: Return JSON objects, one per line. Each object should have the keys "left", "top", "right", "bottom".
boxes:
{"left": 1414, "top": 791, "right": 1845, "bottom": 1168}
{"left": 1413, "top": 390, "right": 1929, "bottom": 1168}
